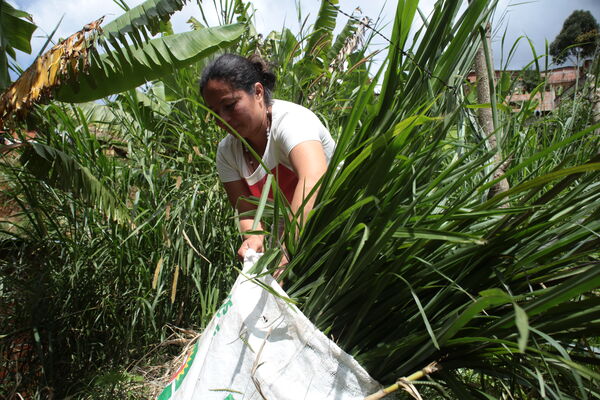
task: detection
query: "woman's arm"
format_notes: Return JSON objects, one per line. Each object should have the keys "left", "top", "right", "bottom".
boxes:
{"left": 222, "top": 140, "right": 327, "bottom": 263}
{"left": 223, "top": 180, "right": 264, "bottom": 259}
{"left": 288, "top": 140, "right": 328, "bottom": 225}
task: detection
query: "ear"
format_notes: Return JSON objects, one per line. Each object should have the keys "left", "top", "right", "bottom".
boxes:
{"left": 254, "top": 82, "right": 264, "bottom": 101}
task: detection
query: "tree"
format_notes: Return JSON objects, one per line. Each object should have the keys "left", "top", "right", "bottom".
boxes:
{"left": 550, "top": 10, "right": 599, "bottom": 65}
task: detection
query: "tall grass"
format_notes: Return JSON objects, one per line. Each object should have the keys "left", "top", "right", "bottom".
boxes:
{"left": 1, "top": 0, "right": 599, "bottom": 398}
{"left": 267, "top": 1, "right": 600, "bottom": 397}
{"left": 0, "top": 70, "right": 239, "bottom": 396}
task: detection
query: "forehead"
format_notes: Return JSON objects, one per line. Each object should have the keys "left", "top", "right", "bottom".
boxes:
{"left": 203, "top": 79, "right": 240, "bottom": 100}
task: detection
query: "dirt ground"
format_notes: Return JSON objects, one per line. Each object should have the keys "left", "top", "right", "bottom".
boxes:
{"left": 0, "top": 185, "right": 20, "bottom": 224}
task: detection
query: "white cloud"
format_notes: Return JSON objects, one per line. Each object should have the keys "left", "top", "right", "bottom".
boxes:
{"left": 13, "top": 0, "right": 145, "bottom": 67}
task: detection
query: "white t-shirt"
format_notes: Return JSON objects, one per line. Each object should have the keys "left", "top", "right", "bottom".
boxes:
{"left": 216, "top": 99, "right": 335, "bottom": 202}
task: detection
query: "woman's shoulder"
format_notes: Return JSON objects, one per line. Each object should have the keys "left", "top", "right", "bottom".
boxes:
{"left": 271, "top": 99, "right": 324, "bottom": 130}
{"left": 217, "top": 134, "right": 240, "bottom": 158}
{"left": 218, "top": 134, "right": 237, "bottom": 148}
{"left": 268, "top": 99, "right": 335, "bottom": 160}
{"left": 272, "top": 99, "right": 314, "bottom": 116}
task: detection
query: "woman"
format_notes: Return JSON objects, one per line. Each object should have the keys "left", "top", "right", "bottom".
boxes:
{"left": 200, "top": 53, "right": 334, "bottom": 263}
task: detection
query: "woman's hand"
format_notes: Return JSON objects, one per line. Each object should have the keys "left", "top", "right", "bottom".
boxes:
{"left": 237, "top": 234, "right": 264, "bottom": 260}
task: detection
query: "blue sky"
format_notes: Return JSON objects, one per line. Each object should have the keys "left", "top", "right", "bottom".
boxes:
{"left": 10, "top": 0, "right": 600, "bottom": 74}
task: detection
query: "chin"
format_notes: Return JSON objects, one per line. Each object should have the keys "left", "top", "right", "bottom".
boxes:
{"left": 230, "top": 129, "right": 248, "bottom": 138}
{"left": 223, "top": 127, "right": 237, "bottom": 135}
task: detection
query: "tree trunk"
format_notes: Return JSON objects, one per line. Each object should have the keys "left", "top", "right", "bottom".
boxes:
{"left": 474, "top": 22, "right": 510, "bottom": 203}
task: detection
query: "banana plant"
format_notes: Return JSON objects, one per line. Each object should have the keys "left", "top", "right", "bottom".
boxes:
{"left": 0, "top": 0, "right": 246, "bottom": 225}
{"left": 0, "top": 0, "right": 245, "bottom": 119}
{"left": 0, "top": 1, "right": 36, "bottom": 90}
{"left": 99, "top": 0, "right": 188, "bottom": 47}
{"left": 303, "top": 0, "right": 338, "bottom": 62}
{"left": 55, "top": 22, "right": 244, "bottom": 103}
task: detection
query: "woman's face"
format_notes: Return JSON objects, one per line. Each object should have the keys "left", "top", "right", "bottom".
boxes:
{"left": 202, "top": 79, "right": 266, "bottom": 139}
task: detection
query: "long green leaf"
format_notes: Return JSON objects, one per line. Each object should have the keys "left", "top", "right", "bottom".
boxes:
{"left": 325, "top": 17, "right": 358, "bottom": 66}
{"left": 20, "top": 143, "right": 130, "bottom": 222}
{"left": 0, "top": 1, "right": 36, "bottom": 54}
{"left": 304, "top": 0, "right": 337, "bottom": 60}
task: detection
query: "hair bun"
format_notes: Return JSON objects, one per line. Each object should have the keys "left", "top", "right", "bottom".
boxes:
{"left": 247, "top": 54, "right": 268, "bottom": 73}
{"left": 247, "top": 54, "right": 276, "bottom": 92}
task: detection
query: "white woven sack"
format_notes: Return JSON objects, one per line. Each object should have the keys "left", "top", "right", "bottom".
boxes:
{"left": 158, "top": 250, "right": 381, "bottom": 400}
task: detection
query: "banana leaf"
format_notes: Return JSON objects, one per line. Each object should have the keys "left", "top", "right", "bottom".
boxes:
{"left": 56, "top": 23, "right": 244, "bottom": 103}
{"left": 101, "top": 0, "right": 188, "bottom": 46}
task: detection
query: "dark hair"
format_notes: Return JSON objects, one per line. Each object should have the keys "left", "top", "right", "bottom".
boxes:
{"left": 200, "top": 53, "right": 276, "bottom": 105}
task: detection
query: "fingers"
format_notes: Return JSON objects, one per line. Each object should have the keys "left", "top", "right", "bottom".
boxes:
{"left": 238, "top": 238, "right": 262, "bottom": 260}
{"left": 237, "top": 241, "right": 250, "bottom": 260}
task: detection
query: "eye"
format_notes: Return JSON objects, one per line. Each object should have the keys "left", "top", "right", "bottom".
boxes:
{"left": 224, "top": 101, "right": 236, "bottom": 111}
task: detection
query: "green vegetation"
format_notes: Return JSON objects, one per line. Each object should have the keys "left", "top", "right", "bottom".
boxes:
{"left": 521, "top": 67, "right": 543, "bottom": 93}
{"left": 1, "top": 0, "right": 599, "bottom": 398}
{"left": 0, "top": 1, "right": 36, "bottom": 90}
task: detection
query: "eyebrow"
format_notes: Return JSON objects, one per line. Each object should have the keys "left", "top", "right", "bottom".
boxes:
{"left": 220, "top": 94, "right": 238, "bottom": 104}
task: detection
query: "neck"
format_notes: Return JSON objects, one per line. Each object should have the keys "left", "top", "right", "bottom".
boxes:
{"left": 247, "top": 106, "right": 271, "bottom": 155}
{"left": 247, "top": 135, "right": 267, "bottom": 156}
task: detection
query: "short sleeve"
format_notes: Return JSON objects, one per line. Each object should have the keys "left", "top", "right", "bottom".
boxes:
{"left": 216, "top": 138, "right": 242, "bottom": 183}
{"left": 274, "top": 106, "right": 329, "bottom": 157}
